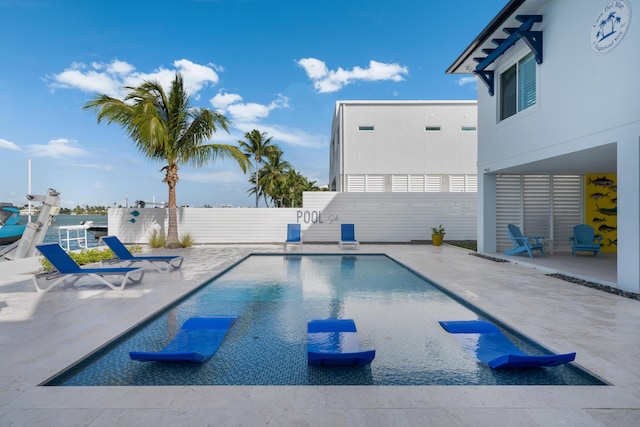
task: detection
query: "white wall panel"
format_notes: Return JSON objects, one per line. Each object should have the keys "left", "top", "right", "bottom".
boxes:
{"left": 109, "top": 192, "right": 477, "bottom": 244}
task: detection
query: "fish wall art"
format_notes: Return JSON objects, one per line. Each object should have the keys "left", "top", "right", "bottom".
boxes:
{"left": 585, "top": 174, "right": 617, "bottom": 253}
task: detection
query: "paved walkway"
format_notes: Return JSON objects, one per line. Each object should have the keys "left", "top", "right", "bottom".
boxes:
{"left": 0, "top": 244, "right": 638, "bottom": 426}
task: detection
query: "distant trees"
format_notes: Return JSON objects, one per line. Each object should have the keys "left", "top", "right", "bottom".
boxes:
{"left": 241, "top": 130, "right": 323, "bottom": 208}
{"left": 238, "top": 130, "right": 279, "bottom": 208}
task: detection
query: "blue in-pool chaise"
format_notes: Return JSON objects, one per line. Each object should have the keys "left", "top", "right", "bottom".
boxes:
{"left": 439, "top": 320, "right": 576, "bottom": 369}
{"left": 307, "top": 318, "right": 375, "bottom": 366}
{"left": 130, "top": 316, "right": 237, "bottom": 363}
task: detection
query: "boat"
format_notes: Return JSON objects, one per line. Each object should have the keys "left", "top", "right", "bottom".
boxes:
{"left": 0, "top": 203, "right": 26, "bottom": 245}
{"left": 80, "top": 220, "right": 108, "bottom": 238}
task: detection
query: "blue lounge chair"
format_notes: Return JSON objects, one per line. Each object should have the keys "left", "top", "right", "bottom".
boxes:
{"left": 339, "top": 224, "right": 360, "bottom": 249}
{"left": 283, "top": 223, "right": 302, "bottom": 251}
{"left": 33, "top": 243, "right": 145, "bottom": 292}
{"left": 101, "top": 235, "right": 184, "bottom": 272}
{"left": 439, "top": 320, "right": 576, "bottom": 369}
{"left": 505, "top": 224, "right": 545, "bottom": 258}
{"left": 307, "top": 318, "right": 375, "bottom": 366}
{"left": 569, "top": 224, "right": 602, "bottom": 257}
{"left": 130, "top": 316, "right": 238, "bottom": 363}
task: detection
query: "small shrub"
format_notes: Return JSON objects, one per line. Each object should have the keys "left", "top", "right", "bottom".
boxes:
{"left": 39, "top": 247, "right": 114, "bottom": 272}
{"left": 179, "top": 233, "right": 194, "bottom": 248}
{"left": 149, "top": 230, "right": 166, "bottom": 248}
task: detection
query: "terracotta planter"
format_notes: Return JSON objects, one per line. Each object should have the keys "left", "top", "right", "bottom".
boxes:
{"left": 432, "top": 234, "right": 444, "bottom": 246}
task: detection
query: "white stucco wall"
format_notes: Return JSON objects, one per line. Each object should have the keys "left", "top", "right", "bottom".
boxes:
{"left": 478, "top": 0, "right": 639, "bottom": 172}
{"left": 474, "top": 0, "right": 639, "bottom": 292}
{"left": 330, "top": 101, "right": 477, "bottom": 191}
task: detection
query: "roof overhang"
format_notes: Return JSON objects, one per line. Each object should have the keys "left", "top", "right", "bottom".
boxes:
{"left": 446, "top": 0, "right": 548, "bottom": 80}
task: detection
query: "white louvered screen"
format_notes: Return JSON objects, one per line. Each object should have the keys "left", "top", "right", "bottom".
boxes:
{"left": 553, "top": 175, "right": 582, "bottom": 252}
{"left": 425, "top": 175, "right": 442, "bottom": 192}
{"left": 496, "top": 174, "right": 582, "bottom": 252}
{"left": 365, "top": 175, "right": 384, "bottom": 192}
{"left": 450, "top": 175, "right": 466, "bottom": 192}
{"left": 392, "top": 175, "right": 408, "bottom": 192}
{"left": 347, "top": 175, "right": 365, "bottom": 192}
{"left": 408, "top": 175, "right": 425, "bottom": 192}
{"left": 496, "top": 175, "right": 523, "bottom": 250}
{"left": 523, "top": 175, "right": 551, "bottom": 238}
{"left": 466, "top": 175, "right": 478, "bottom": 192}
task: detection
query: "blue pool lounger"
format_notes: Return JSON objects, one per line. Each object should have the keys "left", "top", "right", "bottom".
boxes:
{"left": 130, "top": 316, "right": 238, "bottom": 363}
{"left": 307, "top": 319, "right": 376, "bottom": 366}
{"left": 439, "top": 320, "right": 576, "bottom": 369}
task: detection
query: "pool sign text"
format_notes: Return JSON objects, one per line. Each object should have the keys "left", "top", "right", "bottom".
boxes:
{"left": 296, "top": 210, "right": 324, "bottom": 224}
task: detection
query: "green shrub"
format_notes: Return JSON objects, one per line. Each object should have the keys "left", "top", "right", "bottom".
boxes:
{"left": 39, "top": 247, "right": 114, "bottom": 272}
{"left": 180, "top": 233, "right": 194, "bottom": 248}
{"left": 149, "top": 230, "right": 166, "bottom": 248}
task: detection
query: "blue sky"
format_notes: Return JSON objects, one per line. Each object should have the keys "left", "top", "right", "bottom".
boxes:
{"left": 0, "top": 0, "right": 506, "bottom": 209}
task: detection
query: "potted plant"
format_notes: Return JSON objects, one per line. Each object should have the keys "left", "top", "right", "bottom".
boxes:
{"left": 431, "top": 224, "right": 445, "bottom": 246}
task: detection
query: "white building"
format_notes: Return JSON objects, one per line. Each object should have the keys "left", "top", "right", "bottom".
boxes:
{"left": 329, "top": 100, "right": 478, "bottom": 193}
{"left": 447, "top": 0, "right": 639, "bottom": 292}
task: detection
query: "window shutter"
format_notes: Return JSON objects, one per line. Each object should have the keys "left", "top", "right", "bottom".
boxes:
{"left": 518, "top": 53, "right": 536, "bottom": 111}
{"left": 500, "top": 64, "right": 517, "bottom": 120}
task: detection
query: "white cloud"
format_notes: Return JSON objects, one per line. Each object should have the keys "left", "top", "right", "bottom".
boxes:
{"left": 457, "top": 76, "right": 477, "bottom": 87}
{"left": 52, "top": 66, "right": 122, "bottom": 97}
{"left": 0, "top": 138, "right": 21, "bottom": 151}
{"left": 25, "top": 138, "right": 87, "bottom": 159}
{"left": 233, "top": 122, "right": 326, "bottom": 149}
{"left": 297, "top": 58, "right": 409, "bottom": 93}
{"left": 212, "top": 93, "right": 289, "bottom": 122}
{"left": 211, "top": 92, "right": 244, "bottom": 110}
{"left": 49, "top": 58, "right": 221, "bottom": 99}
{"left": 106, "top": 59, "right": 136, "bottom": 75}
{"left": 296, "top": 58, "right": 328, "bottom": 79}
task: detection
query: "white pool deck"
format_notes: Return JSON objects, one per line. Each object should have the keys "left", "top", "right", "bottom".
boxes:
{"left": 0, "top": 244, "right": 638, "bottom": 426}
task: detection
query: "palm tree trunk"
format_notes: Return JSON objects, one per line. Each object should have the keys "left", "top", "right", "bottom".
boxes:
{"left": 254, "top": 159, "right": 259, "bottom": 208}
{"left": 164, "top": 163, "right": 181, "bottom": 248}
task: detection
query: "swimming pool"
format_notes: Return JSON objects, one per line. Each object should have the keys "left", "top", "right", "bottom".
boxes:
{"left": 45, "top": 254, "right": 605, "bottom": 386}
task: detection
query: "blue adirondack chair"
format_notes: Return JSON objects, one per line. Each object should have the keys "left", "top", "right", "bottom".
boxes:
{"left": 505, "top": 224, "right": 545, "bottom": 258}
{"left": 569, "top": 224, "right": 602, "bottom": 257}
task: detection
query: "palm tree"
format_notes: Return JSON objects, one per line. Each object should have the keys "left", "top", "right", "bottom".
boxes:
{"left": 258, "top": 148, "right": 291, "bottom": 207}
{"left": 238, "top": 130, "right": 279, "bottom": 208}
{"left": 282, "top": 170, "right": 306, "bottom": 208}
{"left": 84, "top": 72, "right": 249, "bottom": 248}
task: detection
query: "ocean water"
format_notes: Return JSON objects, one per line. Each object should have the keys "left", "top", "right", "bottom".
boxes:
{"left": 20, "top": 214, "right": 107, "bottom": 250}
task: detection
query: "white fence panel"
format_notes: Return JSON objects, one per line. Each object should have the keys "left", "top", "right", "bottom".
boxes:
{"left": 108, "top": 192, "right": 477, "bottom": 244}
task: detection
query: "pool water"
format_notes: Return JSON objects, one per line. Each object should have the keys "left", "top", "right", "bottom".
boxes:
{"left": 46, "top": 254, "right": 605, "bottom": 386}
